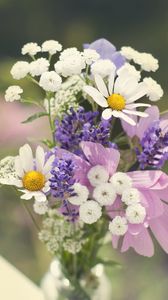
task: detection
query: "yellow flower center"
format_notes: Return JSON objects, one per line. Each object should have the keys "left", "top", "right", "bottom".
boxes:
{"left": 22, "top": 171, "right": 45, "bottom": 191}
{"left": 107, "top": 94, "right": 126, "bottom": 111}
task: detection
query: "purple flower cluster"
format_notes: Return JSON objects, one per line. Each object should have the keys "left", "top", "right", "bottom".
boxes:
{"left": 55, "top": 107, "right": 116, "bottom": 155}
{"left": 137, "top": 121, "right": 168, "bottom": 169}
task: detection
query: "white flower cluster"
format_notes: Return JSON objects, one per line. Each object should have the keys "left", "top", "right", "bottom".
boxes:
{"left": 91, "top": 59, "right": 116, "bottom": 78}
{"left": 0, "top": 156, "right": 17, "bottom": 185}
{"left": 143, "top": 77, "right": 164, "bottom": 101}
{"left": 5, "top": 85, "right": 23, "bottom": 102}
{"left": 39, "top": 210, "right": 87, "bottom": 254}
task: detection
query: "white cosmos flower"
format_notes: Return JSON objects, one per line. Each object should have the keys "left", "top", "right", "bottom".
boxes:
{"left": 93, "top": 183, "right": 116, "bottom": 206}
{"left": 91, "top": 59, "right": 116, "bottom": 78}
{"left": 82, "top": 49, "right": 100, "bottom": 65}
{"left": 126, "top": 203, "right": 146, "bottom": 224}
{"left": 10, "top": 61, "right": 29, "bottom": 80}
{"left": 29, "top": 58, "right": 49, "bottom": 76}
{"left": 87, "top": 165, "right": 109, "bottom": 187}
{"left": 39, "top": 71, "right": 62, "bottom": 92}
{"left": 110, "top": 172, "right": 132, "bottom": 195}
{"left": 33, "top": 200, "right": 49, "bottom": 215}
{"left": 109, "top": 216, "right": 128, "bottom": 236}
{"left": 21, "top": 42, "right": 41, "bottom": 56}
{"left": 79, "top": 200, "right": 102, "bottom": 224}
{"left": 5, "top": 85, "right": 23, "bottom": 102}
{"left": 11, "top": 144, "right": 55, "bottom": 203}
{"left": 143, "top": 77, "right": 163, "bottom": 101}
{"left": 83, "top": 71, "right": 150, "bottom": 126}
{"left": 121, "top": 188, "right": 141, "bottom": 206}
{"left": 68, "top": 183, "right": 89, "bottom": 205}
{"left": 42, "top": 40, "right": 62, "bottom": 55}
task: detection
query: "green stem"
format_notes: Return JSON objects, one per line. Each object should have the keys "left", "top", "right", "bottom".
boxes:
{"left": 21, "top": 200, "right": 40, "bottom": 231}
{"left": 47, "top": 95, "right": 55, "bottom": 145}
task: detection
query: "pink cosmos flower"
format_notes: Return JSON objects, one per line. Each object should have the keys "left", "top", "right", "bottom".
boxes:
{"left": 108, "top": 170, "right": 168, "bottom": 257}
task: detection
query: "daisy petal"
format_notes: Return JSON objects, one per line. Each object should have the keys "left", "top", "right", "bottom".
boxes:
{"left": 127, "top": 82, "right": 147, "bottom": 103}
{"left": 83, "top": 86, "right": 108, "bottom": 107}
{"left": 43, "top": 155, "right": 55, "bottom": 174}
{"left": 126, "top": 103, "right": 151, "bottom": 109}
{"left": 102, "top": 108, "right": 113, "bottom": 120}
{"left": 95, "top": 74, "right": 109, "bottom": 97}
{"left": 15, "top": 156, "right": 24, "bottom": 177}
{"left": 20, "top": 192, "right": 33, "bottom": 200}
{"left": 34, "top": 193, "right": 47, "bottom": 202}
{"left": 36, "top": 146, "right": 45, "bottom": 172}
{"left": 113, "top": 110, "right": 136, "bottom": 126}
{"left": 122, "top": 109, "right": 149, "bottom": 118}
{"left": 19, "top": 144, "right": 33, "bottom": 172}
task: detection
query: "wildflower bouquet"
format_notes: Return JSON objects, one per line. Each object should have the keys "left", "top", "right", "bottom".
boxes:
{"left": 1, "top": 38, "right": 168, "bottom": 300}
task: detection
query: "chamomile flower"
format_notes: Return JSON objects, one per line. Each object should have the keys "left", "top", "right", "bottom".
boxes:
{"left": 5, "top": 85, "right": 23, "bottom": 102}
{"left": 121, "top": 188, "right": 141, "bottom": 206}
{"left": 91, "top": 59, "right": 116, "bottom": 78}
{"left": 10, "top": 61, "right": 29, "bottom": 80}
{"left": 29, "top": 58, "right": 49, "bottom": 76}
{"left": 93, "top": 183, "right": 116, "bottom": 206}
{"left": 82, "top": 49, "right": 100, "bottom": 65}
{"left": 42, "top": 40, "right": 62, "bottom": 55}
{"left": 39, "top": 71, "right": 62, "bottom": 92}
{"left": 79, "top": 200, "right": 102, "bottom": 224}
{"left": 143, "top": 77, "right": 163, "bottom": 101}
{"left": 12, "top": 144, "right": 55, "bottom": 202}
{"left": 68, "top": 183, "right": 89, "bottom": 205}
{"left": 21, "top": 42, "right": 41, "bottom": 56}
{"left": 126, "top": 203, "right": 146, "bottom": 224}
{"left": 87, "top": 165, "right": 109, "bottom": 187}
{"left": 83, "top": 72, "right": 150, "bottom": 125}
{"left": 109, "top": 216, "right": 128, "bottom": 236}
{"left": 110, "top": 172, "right": 132, "bottom": 195}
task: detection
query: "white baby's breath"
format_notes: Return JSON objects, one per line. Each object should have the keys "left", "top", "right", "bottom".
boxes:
{"left": 126, "top": 203, "right": 146, "bottom": 224}
{"left": 39, "top": 71, "right": 62, "bottom": 92}
{"left": 21, "top": 42, "right": 41, "bottom": 56}
{"left": 10, "top": 61, "right": 29, "bottom": 80}
{"left": 82, "top": 49, "right": 100, "bottom": 65}
{"left": 33, "top": 200, "right": 48, "bottom": 215}
{"left": 110, "top": 172, "right": 132, "bottom": 195}
{"left": 143, "top": 77, "right": 163, "bottom": 101}
{"left": 91, "top": 59, "right": 116, "bottom": 78}
{"left": 29, "top": 58, "right": 49, "bottom": 76}
{"left": 87, "top": 165, "right": 109, "bottom": 187}
{"left": 109, "top": 216, "right": 128, "bottom": 236}
{"left": 79, "top": 200, "right": 102, "bottom": 224}
{"left": 68, "top": 183, "right": 89, "bottom": 205}
{"left": 93, "top": 183, "right": 116, "bottom": 206}
{"left": 42, "top": 40, "right": 62, "bottom": 55}
{"left": 121, "top": 188, "right": 141, "bottom": 206}
{"left": 5, "top": 85, "right": 23, "bottom": 102}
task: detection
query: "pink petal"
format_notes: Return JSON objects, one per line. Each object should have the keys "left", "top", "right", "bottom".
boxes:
{"left": 143, "top": 190, "right": 164, "bottom": 219}
{"left": 121, "top": 116, "right": 137, "bottom": 138}
{"left": 136, "top": 106, "right": 160, "bottom": 139}
{"left": 111, "top": 235, "right": 120, "bottom": 249}
{"left": 128, "top": 170, "right": 164, "bottom": 189}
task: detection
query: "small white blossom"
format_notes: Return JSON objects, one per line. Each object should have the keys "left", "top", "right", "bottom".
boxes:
{"left": 33, "top": 200, "right": 48, "bottom": 215}
{"left": 0, "top": 156, "right": 17, "bottom": 185}
{"left": 121, "top": 188, "right": 141, "bottom": 206}
{"left": 59, "top": 47, "right": 80, "bottom": 60}
{"left": 42, "top": 40, "right": 62, "bottom": 55}
{"left": 87, "top": 165, "right": 109, "bottom": 187}
{"left": 91, "top": 59, "right": 116, "bottom": 78}
{"left": 110, "top": 172, "right": 132, "bottom": 195}
{"left": 5, "top": 85, "right": 23, "bottom": 102}
{"left": 10, "top": 61, "right": 29, "bottom": 80}
{"left": 39, "top": 71, "right": 62, "bottom": 92}
{"left": 68, "top": 183, "right": 89, "bottom": 205}
{"left": 79, "top": 200, "right": 102, "bottom": 224}
{"left": 109, "top": 216, "right": 128, "bottom": 236}
{"left": 55, "top": 55, "right": 85, "bottom": 77}
{"left": 143, "top": 77, "right": 163, "bottom": 101}
{"left": 120, "top": 46, "right": 138, "bottom": 61}
{"left": 29, "top": 58, "right": 49, "bottom": 76}
{"left": 21, "top": 42, "right": 41, "bottom": 56}
{"left": 117, "top": 63, "right": 141, "bottom": 81}
{"left": 126, "top": 203, "right": 146, "bottom": 224}
{"left": 93, "top": 183, "right": 116, "bottom": 206}
{"left": 134, "top": 52, "right": 159, "bottom": 72}
{"left": 82, "top": 49, "right": 100, "bottom": 65}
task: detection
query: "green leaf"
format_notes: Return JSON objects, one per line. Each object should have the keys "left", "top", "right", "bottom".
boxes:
{"left": 22, "top": 112, "right": 49, "bottom": 124}
{"left": 92, "top": 258, "right": 122, "bottom": 268}
{"left": 21, "top": 98, "right": 43, "bottom": 108}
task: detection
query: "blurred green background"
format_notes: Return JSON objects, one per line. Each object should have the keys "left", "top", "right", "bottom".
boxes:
{"left": 0, "top": 0, "right": 168, "bottom": 299}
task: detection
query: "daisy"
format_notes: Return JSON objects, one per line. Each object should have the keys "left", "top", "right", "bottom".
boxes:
{"left": 83, "top": 71, "right": 151, "bottom": 126}
{"left": 13, "top": 144, "right": 55, "bottom": 202}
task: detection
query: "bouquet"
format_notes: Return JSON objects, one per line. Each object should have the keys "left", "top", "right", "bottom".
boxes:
{"left": 1, "top": 38, "right": 168, "bottom": 300}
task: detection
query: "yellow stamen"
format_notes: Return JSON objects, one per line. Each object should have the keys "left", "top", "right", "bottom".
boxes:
{"left": 22, "top": 171, "right": 45, "bottom": 191}
{"left": 107, "top": 94, "right": 126, "bottom": 111}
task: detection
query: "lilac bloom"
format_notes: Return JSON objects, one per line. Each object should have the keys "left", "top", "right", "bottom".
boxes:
{"left": 108, "top": 170, "right": 168, "bottom": 257}
{"left": 84, "top": 38, "right": 125, "bottom": 69}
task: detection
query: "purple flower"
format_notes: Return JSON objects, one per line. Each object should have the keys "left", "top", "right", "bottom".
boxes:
{"left": 84, "top": 38, "right": 125, "bottom": 69}
{"left": 55, "top": 107, "right": 116, "bottom": 155}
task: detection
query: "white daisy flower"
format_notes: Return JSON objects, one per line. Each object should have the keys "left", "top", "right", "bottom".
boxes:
{"left": 143, "top": 77, "right": 163, "bottom": 101}
{"left": 109, "top": 216, "right": 128, "bottom": 236}
{"left": 126, "top": 203, "right": 146, "bottom": 224}
{"left": 87, "top": 165, "right": 109, "bottom": 187}
{"left": 12, "top": 144, "right": 55, "bottom": 203}
{"left": 5, "top": 85, "right": 23, "bottom": 102}
{"left": 39, "top": 71, "right": 62, "bottom": 92}
{"left": 110, "top": 172, "right": 132, "bottom": 195}
{"left": 117, "top": 63, "right": 141, "bottom": 81}
{"left": 29, "top": 58, "right": 49, "bottom": 77}
{"left": 91, "top": 59, "right": 116, "bottom": 78}
{"left": 68, "top": 183, "right": 89, "bottom": 205}
{"left": 79, "top": 200, "right": 102, "bottom": 224}
{"left": 82, "top": 49, "right": 100, "bottom": 65}
{"left": 42, "top": 40, "right": 62, "bottom": 55}
{"left": 83, "top": 71, "right": 150, "bottom": 126}
{"left": 55, "top": 55, "right": 85, "bottom": 77}
{"left": 134, "top": 52, "right": 159, "bottom": 72}
{"left": 93, "top": 183, "right": 116, "bottom": 206}
{"left": 10, "top": 61, "right": 29, "bottom": 80}
{"left": 121, "top": 188, "right": 141, "bottom": 206}
{"left": 21, "top": 42, "right": 41, "bottom": 56}
{"left": 33, "top": 200, "right": 49, "bottom": 215}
